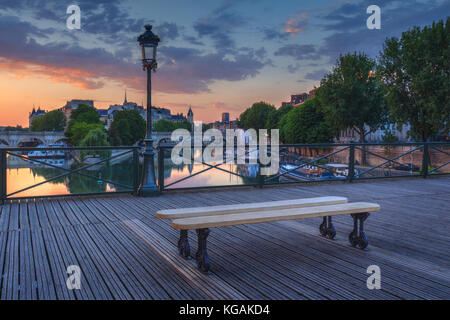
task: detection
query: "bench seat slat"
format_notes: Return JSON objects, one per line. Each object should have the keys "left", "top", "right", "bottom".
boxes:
{"left": 172, "top": 202, "right": 380, "bottom": 230}
{"left": 156, "top": 196, "right": 348, "bottom": 219}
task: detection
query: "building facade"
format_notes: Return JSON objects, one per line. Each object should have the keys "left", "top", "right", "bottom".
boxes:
{"left": 29, "top": 107, "right": 47, "bottom": 127}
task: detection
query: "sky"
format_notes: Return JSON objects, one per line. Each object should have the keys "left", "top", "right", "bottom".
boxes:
{"left": 0, "top": 0, "right": 448, "bottom": 127}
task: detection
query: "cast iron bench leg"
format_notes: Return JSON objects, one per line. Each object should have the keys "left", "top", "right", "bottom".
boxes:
{"left": 319, "top": 216, "right": 336, "bottom": 239}
{"left": 349, "top": 212, "right": 370, "bottom": 249}
{"left": 178, "top": 230, "right": 191, "bottom": 259}
{"left": 196, "top": 228, "right": 210, "bottom": 273}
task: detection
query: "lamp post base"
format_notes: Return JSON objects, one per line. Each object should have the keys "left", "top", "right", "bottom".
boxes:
{"left": 138, "top": 185, "right": 160, "bottom": 197}
{"left": 139, "top": 138, "right": 159, "bottom": 197}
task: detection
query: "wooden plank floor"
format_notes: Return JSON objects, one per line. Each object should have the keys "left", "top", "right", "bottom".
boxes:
{"left": 0, "top": 177, "right": 449, "bottom": 299}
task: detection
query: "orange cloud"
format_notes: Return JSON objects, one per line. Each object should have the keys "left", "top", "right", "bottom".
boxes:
{"left": 285, "top": 13, "right": 308, "bottom": 36}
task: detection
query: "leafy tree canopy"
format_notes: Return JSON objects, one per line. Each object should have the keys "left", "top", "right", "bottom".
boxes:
{"left": 66, "top": 122, "right": 104, "bottom": 146}
{"left": 108, "top": 110, "right": 146, "bottom": 146}
{"left": 80, "top": 127, "right": 111, "bottom": 160}
{"left": 238, "top": 102, "right": 276, "bottom": 130}
{"left": 69, "top": 104, "right": 100, "bottom": 124}
{"left": 377, "top": 18, "right": 450, "bottom": 141}
{"left": 65, "top": 104, "right": 104, "bottom": 145}
{"left": 279, "top": 98, "right": 334, "bottom": 144}
{"left": 265, "top": 104, "right": 293, "bottom": 130}
{"left": 153, "top": 119, "right": 192, "bottom": 132}
{"left": 30, "top": 110, "right": 66, "bottom": 132}
{"left": 316, "top": 52, "right": 388, "bottom": 142}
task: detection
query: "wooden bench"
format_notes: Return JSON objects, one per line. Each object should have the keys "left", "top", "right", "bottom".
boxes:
{"left": 156, "top": 196, "right": 380, "bottom": 273}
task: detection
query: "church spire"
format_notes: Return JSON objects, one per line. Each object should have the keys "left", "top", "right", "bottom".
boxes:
{"left": 124, "top": 89, "right": 127, "bottom": 104}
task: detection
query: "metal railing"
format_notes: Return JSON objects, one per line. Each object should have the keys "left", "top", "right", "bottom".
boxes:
{"left": 156, "top": 142, "right": 450, "bottom": 191}
{"left": 1, "top": 142, "right": 449, "bottom": 199}
{"left": 0, "top": 146, "right": 140, "bottom": 201}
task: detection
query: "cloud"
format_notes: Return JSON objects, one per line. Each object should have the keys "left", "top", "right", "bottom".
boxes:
{"left": 157, "top": 46, "right": 266, "bottom": 93}
{"left": 287, "top": 63, "right": 301, "bottom": 73}
{"left": 274, "top": 44, "right": 321, "bottom": 60}
{"left": 154, "top": 22, "right": 180, "bottom": 41}
{"left": 284, "top": 13, "right": 308, "bottom": 36}
{"left": 317, "top": 0, "right": 449, "bottom": 62}
{"left": 261, "top": 27, "right": 290, "bottom": 41}
{"left": 193, "top": 9, "right": 247, "bottom": 52}
{"left": 304, "top": 69, "right": 329, "bottom": 81}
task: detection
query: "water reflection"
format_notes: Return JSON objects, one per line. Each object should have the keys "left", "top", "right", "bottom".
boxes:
{"left": 6, "top": 157, "right": 260, "bottom": 197}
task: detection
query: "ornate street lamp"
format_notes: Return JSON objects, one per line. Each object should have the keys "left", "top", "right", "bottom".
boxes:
{"left": 137, "top": 25, "right": 160, "bottom": 196}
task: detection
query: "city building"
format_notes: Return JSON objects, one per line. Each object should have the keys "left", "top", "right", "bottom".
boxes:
{"left": 335, "top": 124, "right": 411, "bottom": 143}
{"left": 59, "top": 99, "right": 94, "bottom": 122}
{"left": 222, "top": 112, "right": 230, "bottom": 123}
{"left": 187, "top": 106, "right": 194, "bottom": 125}
{"left": 29, "top": 107, "right": 47, "bottom": 128}
{"left": 281, "top": 93, "right": 309, "bottom": 107}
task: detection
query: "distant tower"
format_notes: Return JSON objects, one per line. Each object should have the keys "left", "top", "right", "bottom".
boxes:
{"left": 187, "top": 105, "right": 194, "bottom": 125}
{"left": 124, "top": 89, "right": 128, "bottom": 104}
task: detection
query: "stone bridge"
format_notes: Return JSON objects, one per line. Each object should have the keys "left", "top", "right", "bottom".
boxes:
{"left": 0, "top": 131, "right": 67, "bottom": 147}
{"left": 0, "top": 131, "right": 174, "bottom": 147}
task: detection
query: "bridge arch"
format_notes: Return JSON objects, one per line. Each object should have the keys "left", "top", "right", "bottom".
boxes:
{"left": 0, "top": 138, "right": 9, "bottom": 146}
{"left": 17, "top": 137, "right": 45, "bottom": 147}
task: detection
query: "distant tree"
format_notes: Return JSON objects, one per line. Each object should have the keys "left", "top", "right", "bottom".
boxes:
{"left": 238, "top": 102, "right": 276, "bottom": 130}
{"left": 30, "top": 110, "right": 66, "bottom": 131}
{"left": 280, "top": 98, "right": 334, "bottom": 144}
{"left": 377, "top": 18, "right": 450, "bottom": 141}
{"left": 3, "top": 125, "right": 28, "bottom": 131}
{"left": 265, "top": 104, "right": 293, "bottom": 130}
{"left": 67, "top": 122, "right": 104, "bottom": 146}
{"left": 108, "top": 110, "right": 146, "bottom": 146}
{"left": 153, "top": 119, "right": 192, "bottom": 132}
{"left": 80, "top": 128, "right": 111, "bottom": 160}
{"left": 69, "top": 104, "right": 100, "bottom": 124}
{"left": 65, "top": 104, "right": 104, "bottom": 145}
{"left": 316, "top": 52, "right": 388, "bottom": 143}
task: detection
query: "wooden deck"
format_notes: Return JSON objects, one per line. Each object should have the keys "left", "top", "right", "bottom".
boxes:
{"left": 0, "top": 177, "right": 449, "bottom": 300}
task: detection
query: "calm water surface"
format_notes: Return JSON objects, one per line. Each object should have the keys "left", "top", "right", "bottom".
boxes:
{"left": 6, "top": 156, "right": 259, "bottom": 198}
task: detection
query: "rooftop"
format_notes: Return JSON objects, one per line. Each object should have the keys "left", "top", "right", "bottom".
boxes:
{"left": 0, "top": 177, "right": 449, "bottom": 299}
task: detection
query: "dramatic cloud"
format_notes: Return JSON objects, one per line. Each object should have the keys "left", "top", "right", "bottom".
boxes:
{"left": 274, "top": 44, "right": 321, "bottom": 61}
{"left": 157, "top": 46, "right": 266, "bottom": 93}
{"left": 317, "top": 0, "right": 449, "bottom": 62}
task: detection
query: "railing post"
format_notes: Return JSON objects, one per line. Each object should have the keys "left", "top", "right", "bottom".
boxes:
{"left": 132, "top": 147, "right": 139, "bottom": 195}
{"left": 422, "top": 142, "right": 429, "bottom": 178}
{"left": 158, "top": 146, "right": 165, "bottom": 191}
{"left": 257, "top": 157, "right": 264, "bottom": 189}
{"left": 348, "top": 142, "right": 355, "bottom": 182}
{"left": 0, "top": 149, "right": 6, "bottom": 203}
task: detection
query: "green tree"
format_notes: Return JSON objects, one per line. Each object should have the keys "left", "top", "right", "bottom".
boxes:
{"left": 80, "top": 128, "right": 111, "bottom": 160}
{"left": 238, "top": 102, "right": 276, "bottom": 130}
{"left": 316, "top": 52, "right": 388, "bottom": 143}
{"left": 30, "top": 110, "right": 66, "bottom": 131}
{"left": 108, "top": 110, "right": 146, "bottom": 146}
{"left": 69, "top": 104, "right": 100, "bottom": 124}
{"left": 279, "top": 98, "right": 334, "bottom": 144}
{"left": 67, "top": 122, "right": 104, "bottom": 146}
{"left": 265, "top": 104, "right": 293, "bottom": 130}
{"left": 65, "top": 104, "right": 105, "bottom": 145}
{"left": 153, "top": 119, "right": 192, "bottom": 132}
{"left": 377, "top": 18, "right": 450, "bottom": 141}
